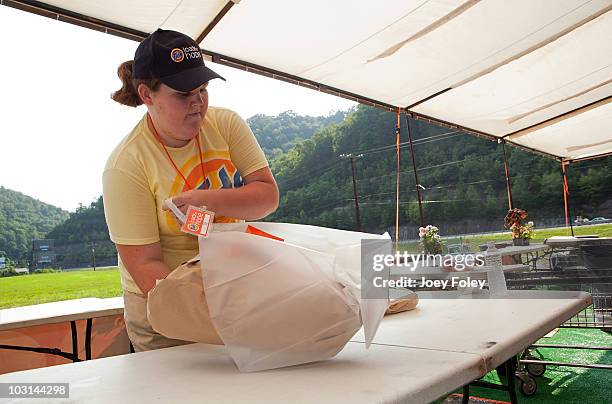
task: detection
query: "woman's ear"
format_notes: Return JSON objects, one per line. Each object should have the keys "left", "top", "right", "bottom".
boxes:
{"left": 137, "top": 84, "right": 154, "bottom": 106}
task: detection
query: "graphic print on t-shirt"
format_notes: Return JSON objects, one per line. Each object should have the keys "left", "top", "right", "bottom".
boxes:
{"left": 165, "top": 150, "right": 243, "bottom": 230}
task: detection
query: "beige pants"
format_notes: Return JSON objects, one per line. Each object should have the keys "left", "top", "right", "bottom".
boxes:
{"left": 122, "top": 290, "right": 193, "bottom": 352}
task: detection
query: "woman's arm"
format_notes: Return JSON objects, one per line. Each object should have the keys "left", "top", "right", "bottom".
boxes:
{"left": 116, "top": 242, "right": 171, "bottom": 295}
{"left": 167, "top": 166, "right": 279, "bottom": 220}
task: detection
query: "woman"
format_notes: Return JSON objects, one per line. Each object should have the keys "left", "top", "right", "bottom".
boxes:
{"left": 103, "top": 29, "right": 279, "bottom": 351}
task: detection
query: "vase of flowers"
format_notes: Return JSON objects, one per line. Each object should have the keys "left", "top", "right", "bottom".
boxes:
{"left": 504, "top": 208, "right": 535, "bottom": 245}
{"left": 419, "top": 225, "right": 443, "bottom": 255}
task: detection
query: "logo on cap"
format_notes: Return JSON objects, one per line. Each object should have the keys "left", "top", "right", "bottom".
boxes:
{"left": 170, "top": 48, "right": 185, "bottom": 63}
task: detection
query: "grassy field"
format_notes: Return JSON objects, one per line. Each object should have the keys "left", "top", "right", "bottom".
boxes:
{"left": 1, "top": 223, "right": 610, "bottom": 309}
{"left": 399, "top": 223, "right": 612, "bottom": 253}
{"left": 0, "top": 267, "right": 122, "bottom": 309}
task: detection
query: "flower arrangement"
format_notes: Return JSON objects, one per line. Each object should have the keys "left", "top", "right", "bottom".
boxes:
{"left": 504, "top": 208, "right": 535, "bottom": 240}
{"left": 419, "top": 225, "right": 443, "bottom": 254}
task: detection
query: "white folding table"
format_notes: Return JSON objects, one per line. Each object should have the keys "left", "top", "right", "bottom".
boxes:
{"left": 493, "top": 244, "right": 550, "bottom": 271}
{"left": 0, "top": 291, "right": 590, "bottom": 403}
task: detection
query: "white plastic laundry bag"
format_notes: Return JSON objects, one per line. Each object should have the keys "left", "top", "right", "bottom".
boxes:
{"left": 199, "top": 222, "right": 391, "bottom": 372}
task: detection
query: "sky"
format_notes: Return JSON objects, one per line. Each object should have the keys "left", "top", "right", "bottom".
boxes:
{"left": 0, "top": 6, "right": 356, "bottom": 212}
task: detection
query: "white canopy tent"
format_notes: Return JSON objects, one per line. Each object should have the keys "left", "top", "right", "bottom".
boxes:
{"left": 3, "top": 0, "right": 611, "bottom": 162}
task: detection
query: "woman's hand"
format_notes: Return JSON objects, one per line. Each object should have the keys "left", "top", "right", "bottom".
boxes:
{"left": 165, "top": 189, "right": 206, "bottom": 216}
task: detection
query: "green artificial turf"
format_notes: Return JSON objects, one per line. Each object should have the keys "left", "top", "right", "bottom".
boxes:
{"left": 435, "top": 328, "right": 612, "bottom": 404}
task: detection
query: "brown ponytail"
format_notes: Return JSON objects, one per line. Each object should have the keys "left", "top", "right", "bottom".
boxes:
{"left": 111, "top": 60, "right": 161, "bottom": 107}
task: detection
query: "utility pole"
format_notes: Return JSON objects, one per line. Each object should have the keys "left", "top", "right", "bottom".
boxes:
{"left": 340, "top": 153, "right": 363, "bottom": 232}
{"left": 91, "top": 242, "right": 97, "bottom": 271}
{"left": 501, "top": 139, "right": 514, "bottom": 211}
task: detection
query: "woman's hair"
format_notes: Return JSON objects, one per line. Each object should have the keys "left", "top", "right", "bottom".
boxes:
{"left": 111, "top": 60, "right": 161, "bottom": 107}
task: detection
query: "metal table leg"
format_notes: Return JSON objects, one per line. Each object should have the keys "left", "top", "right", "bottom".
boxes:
{"left": 85, "top": 318, "right": 93, "bottom": 360}
{"left": 465, "top": 356, "right": 520, "bottom": 404}
{"left": 461, "top": 385, "right": 470, "bottom": 403}
{"left": 70, "top": 320, "right": 79, "bottom": 362}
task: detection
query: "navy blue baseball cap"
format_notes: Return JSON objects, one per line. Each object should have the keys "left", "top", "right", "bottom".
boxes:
{"left": 133, "top": 28, "right": 225, "bottom": 92}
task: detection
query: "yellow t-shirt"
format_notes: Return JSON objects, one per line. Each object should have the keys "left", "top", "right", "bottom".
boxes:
{"left": 103, "top": 107, "right": 269, "bottom": 295}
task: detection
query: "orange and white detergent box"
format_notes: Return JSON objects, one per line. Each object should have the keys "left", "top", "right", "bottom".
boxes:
{"left": 181, "top": 206, "right": 215, "bottom": 238}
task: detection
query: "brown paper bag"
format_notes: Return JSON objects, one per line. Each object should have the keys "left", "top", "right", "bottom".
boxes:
{"left": 147, "top": 258, "right": 223, "bottom": 345}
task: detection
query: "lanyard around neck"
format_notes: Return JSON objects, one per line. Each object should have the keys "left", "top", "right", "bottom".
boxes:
{"left": 147, "top": 113, "right": 205, "bottom": 190}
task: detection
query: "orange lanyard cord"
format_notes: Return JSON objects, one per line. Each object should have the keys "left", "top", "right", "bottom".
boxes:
{"left": 147, "top": 113, "right": 205, "bottom": 190}
{"left": 195, "top": 135, "right": 205, "bottom": 182}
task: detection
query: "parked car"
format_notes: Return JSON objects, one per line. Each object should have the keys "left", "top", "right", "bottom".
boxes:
{"left": 589, "top": 217, "right": 611, "bottom": 224}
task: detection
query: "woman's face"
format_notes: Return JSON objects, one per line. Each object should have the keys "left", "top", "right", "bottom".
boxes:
{"left": 145, "top": 82, "right": 209, "bottom": 146}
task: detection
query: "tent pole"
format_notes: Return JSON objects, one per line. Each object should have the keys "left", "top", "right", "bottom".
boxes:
{"left": 404, "top": 113, "right": 425, "bottom": 228}
{"left": 195, "top": 1, "right": 236, "bottom": 43}
{"left": 395, "top": 108, "right": 401, "bottom": 250}
{"left": 501, "top": 140, "right": 514, "bottom": 211}
{"left": 1, "top": 0, "right": 147, "bottom": 41}
{"left": 561, "top": 161, "right": 574, "bottom": 236}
